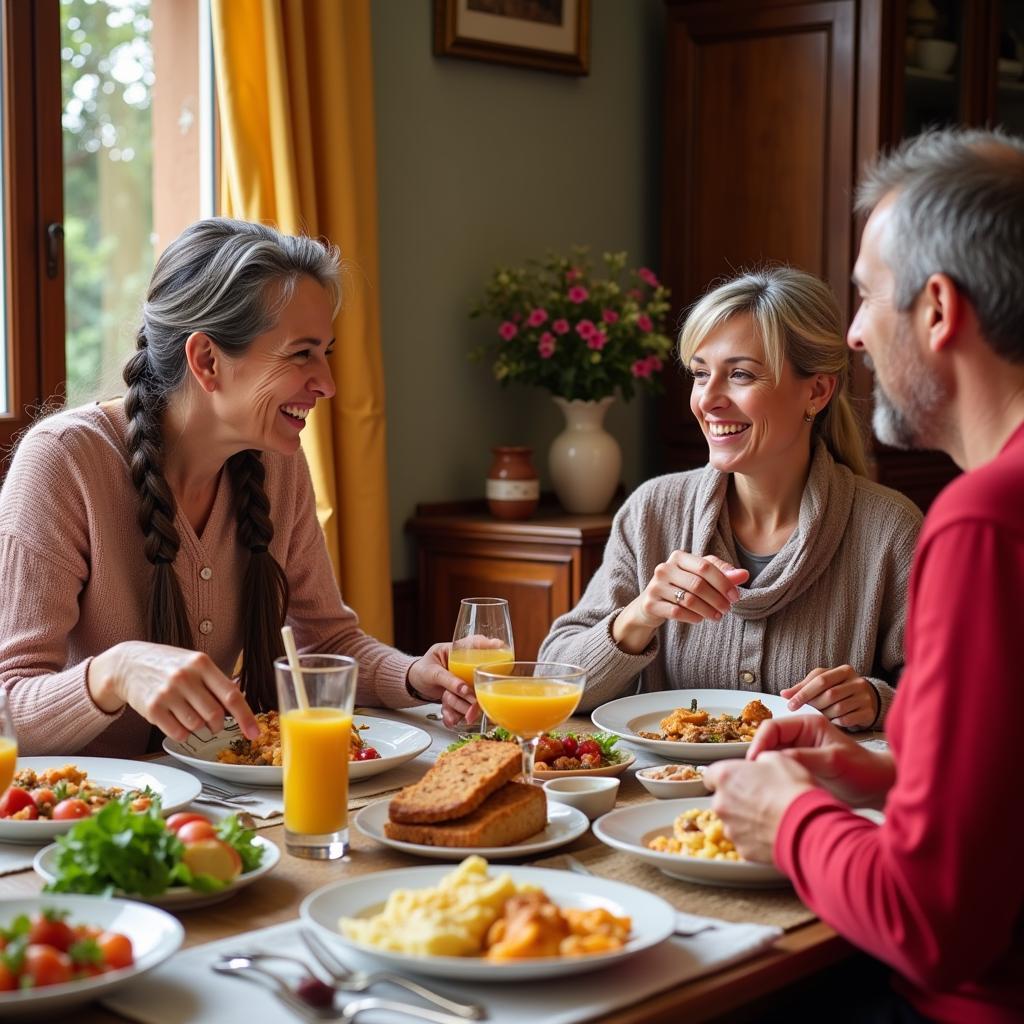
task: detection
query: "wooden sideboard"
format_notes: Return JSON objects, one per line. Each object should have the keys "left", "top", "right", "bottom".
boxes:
{"left": 406, "top": 501, "right": 614, "bottom": 660}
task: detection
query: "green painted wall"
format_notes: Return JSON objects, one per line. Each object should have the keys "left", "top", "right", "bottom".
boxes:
{"left": 370, "top": 0, "right": 666, "bottom": 579}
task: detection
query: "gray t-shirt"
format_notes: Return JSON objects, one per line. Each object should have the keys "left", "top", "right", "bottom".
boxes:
{"left": 733, "top": 538, "right": 777, "bottom": 585}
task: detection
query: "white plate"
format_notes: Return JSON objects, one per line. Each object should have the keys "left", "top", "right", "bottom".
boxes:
{"left": 534, "top": 753, "right": 636, "bottom": 781}
{"left": 591, "top": 689, "right": 821, "bottom": 762}
{"left": 163, "top": 716, "right": 432, "bottom": 786}
{"left": 355, "top": 798, "right": 589, "bottom": 861}
{"left": 32, "top": 834, "right": 280, "bottom": 910}
{"left": 0, "top": 893, "right": 182, "bottom": 1017}
{"left": 634, "top": 764, "right": 708, "bottom": 798}
{"left": 0, "top": 757, "right": 202, "bottom": 846}
{"left": 300, "top": 863, "right": 675, "bottom": 981}
{"left": 593, "top": 797, "right": 788, "bottom": 888}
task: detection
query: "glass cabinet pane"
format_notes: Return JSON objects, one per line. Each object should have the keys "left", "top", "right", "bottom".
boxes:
{"left": 995, "top": 1, "right": 1024, "bottom": 134}
{"left": 904, "top": 0, "right": 966, "bottom": 136}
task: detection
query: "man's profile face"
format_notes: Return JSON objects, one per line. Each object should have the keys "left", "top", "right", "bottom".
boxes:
{"left": 847, "top": 196, "right": 947, "bottom": 450}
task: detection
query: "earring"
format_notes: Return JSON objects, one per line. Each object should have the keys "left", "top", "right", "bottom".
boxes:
{"left": 803, "top": 407, "right": 815, "bottom": 423}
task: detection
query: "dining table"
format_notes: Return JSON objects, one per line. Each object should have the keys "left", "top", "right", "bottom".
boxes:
{"left": 0, "top": 706, "right": 864, "bottom": 1024}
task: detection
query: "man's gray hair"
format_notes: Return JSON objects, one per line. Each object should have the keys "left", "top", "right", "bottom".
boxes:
{"left": 856, "top": 127, "right": 1024, "bottom": 364}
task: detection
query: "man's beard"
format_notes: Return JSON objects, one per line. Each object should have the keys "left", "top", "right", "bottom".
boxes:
{"left": 866, "top": 353, "right": 946, "bottom": 451}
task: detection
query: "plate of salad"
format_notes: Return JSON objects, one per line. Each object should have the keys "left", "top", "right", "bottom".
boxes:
{"left": 33, "top": 797, "right": 278, "bottom": 911}
{"left": 446, "top": 728, "right": 635, "bottom": 779}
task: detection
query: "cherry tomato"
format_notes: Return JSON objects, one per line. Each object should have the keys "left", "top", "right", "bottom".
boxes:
{"left": 561, "top": 736, "right": 579, "bottom": 757}
{"left": 23, "top": 944, "right": 73, "bottom": 988}
{"left": 97, "top": 931, "right": 134, "bottom": 971}
{"left": 0, "top": 786, "right": 36, "bottom": 819}
{"left": 28, "top": 912, "right": 75, "bottom": 952}
{"left": 356, "top": 747, "right": 380, "bottom": 761}
{"left": 52, "top": 798, "right": 91, "bottom": 820}
{"left": 536, "top": 736, "right": 564, "bottom": 764}
{"left": 30, "top": 788, "right": 55, "bottom": 808}
{"left": 176, "top": 819, "right": 217, "bottom": 844}
{"left": 576, "top": 739, "right": 602, "bottom": 759}
{"left": 0, "top": 963, "right": 14, "bottom": 991}
{"left": 166, "top": 811, "right": 211, "bottom": 834}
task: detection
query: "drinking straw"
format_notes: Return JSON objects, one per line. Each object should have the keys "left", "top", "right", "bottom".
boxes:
{"left": 280, "top": 625, "right": 310, "bottom": 711}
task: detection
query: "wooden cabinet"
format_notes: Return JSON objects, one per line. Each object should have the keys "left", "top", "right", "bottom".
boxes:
{"left": 657, "top": 0, "right": 1021, "bottom": 509}
{"left": 406, "top": 502, "right": 613, "bottom": 661}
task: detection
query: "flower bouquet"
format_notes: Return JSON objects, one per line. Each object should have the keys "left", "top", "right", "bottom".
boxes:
{"left": 470, "top": 249, "right": 674, "bottom": 402}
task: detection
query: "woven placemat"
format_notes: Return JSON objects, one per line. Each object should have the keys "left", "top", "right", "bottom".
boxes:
{"left": 533, "top": 845, "right": 815, "bottom": 931}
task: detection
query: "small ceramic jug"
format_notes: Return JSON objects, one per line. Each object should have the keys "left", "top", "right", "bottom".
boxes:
{"left": 486, "top": 446, "right": 540, "bottom": 520}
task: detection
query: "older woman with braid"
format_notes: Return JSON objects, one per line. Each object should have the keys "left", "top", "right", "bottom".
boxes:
{"left": 0, "top": 218, "right": 474, "bottom": 755}
{"left": 540, "top": 267, "right": 922, "bottom": 730}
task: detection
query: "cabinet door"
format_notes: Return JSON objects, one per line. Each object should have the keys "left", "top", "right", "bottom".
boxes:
{"left": 419, "top": 553, "right": 573, "bottom": 661}
{"left": 660, "top": 0, "right": 857, "bottom": 469}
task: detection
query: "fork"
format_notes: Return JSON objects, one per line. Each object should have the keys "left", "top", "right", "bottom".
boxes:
{"left": 300, "top": 928, "right": 485, "bottom": 1020}
{"left": 213, "top": 957, "right": 472, "bottom": 1023}
{"left": 199, "top": 781, "right": 262, "bottom": 803}
{"left": 561, "top": 855, "right": 721, "bottom": 937}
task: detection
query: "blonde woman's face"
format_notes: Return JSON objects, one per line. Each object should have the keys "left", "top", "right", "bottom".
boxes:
{"left": 687, "top": 312, "right": 821, "bottom": 478}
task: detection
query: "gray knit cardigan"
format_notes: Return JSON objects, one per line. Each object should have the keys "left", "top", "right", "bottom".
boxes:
{"left": 539, "top": 443, "right": 922, "bottom": 728}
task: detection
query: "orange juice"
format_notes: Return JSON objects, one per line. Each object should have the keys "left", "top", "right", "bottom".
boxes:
{"left": 448, "top": 647, "right": 515, "bottom": 685}
{"left": 0, "top": 737, "right": 16, "bottom": 795}
{"left": 281, "top": 708, "right": 350, "bottom": 835}
{"left": 475, "top": 680, "right": 583, "bottom": 738}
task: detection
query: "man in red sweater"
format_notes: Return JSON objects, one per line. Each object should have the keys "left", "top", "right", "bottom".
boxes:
{"left": 705, "top": 128, "right": 1024, "bottom": 1023}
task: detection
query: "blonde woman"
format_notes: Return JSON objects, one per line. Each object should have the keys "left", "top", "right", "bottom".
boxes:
{"left": 539, "top": 266, "right": 921, "bottom": 729}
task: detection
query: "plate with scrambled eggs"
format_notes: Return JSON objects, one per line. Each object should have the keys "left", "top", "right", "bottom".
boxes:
{"left": 591, "top": 689, "right": 822, "bottom": 763}
{"left": 592, "top": 797, "right": 788, "bottom": 888}
{"left": 300, "top": 856, "right": 675, "bottom": 980}
{"left": 162, "top": 715, "right": 431, "bottom": 787}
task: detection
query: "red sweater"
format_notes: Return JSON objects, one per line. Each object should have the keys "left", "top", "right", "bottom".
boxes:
{"left": 775, "top": 421, "right": 1024, "bottom": 1024}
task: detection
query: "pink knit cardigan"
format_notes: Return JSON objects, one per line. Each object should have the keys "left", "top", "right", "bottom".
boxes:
{"left": 0, "top": 402, "right": 420, "bottom": 755}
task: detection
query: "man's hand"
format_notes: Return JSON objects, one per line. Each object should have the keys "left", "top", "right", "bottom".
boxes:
{"left": 703, "top": 753, "right": 815, "bottom": 863}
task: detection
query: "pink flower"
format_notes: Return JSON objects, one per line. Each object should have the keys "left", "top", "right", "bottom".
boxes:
{"left": 526, "top": 307, "right": 548, "bottom": 327}
{"left": 565, "top": 267, "right": 581, "bottom": 283}
{"left": 601, "top": 309, "right": 620, "bottom": 324}
{"left": 568, "top": 285, "right": 589, "bottom": 303}
{"left": 631, "top": 358, "right": 653, "bottom": 379}
{"left": 575, "top": 319, "right": 596, "bottom": 339}
{"left": 638, "top": 267, "right": 660, "bottom": 287}
{"left": 498, "top": 321, "right": 519, "bottom": 341}
{"left": 552, "top": 318, "right": 570, "bottom": 335}
{"left": 647, "top": 355, "right": 663, "bottom": 372}
{"left": 627, "top": 288, "right": 643, "bottom": 301}
{"left": 538, "top": 332, "right": 556, "bottom": 358}
{"left": 636, "top": 314, "right": 653, "bottom": 332}
{"left": 587, "top": 330, "right": 608, "bottom": 351}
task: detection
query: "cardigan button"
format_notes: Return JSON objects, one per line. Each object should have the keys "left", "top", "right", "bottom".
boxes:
{"left": 199, "top": 619, "right": 213, "bottom": 635}
{"left": 199, "top": 566, "right": 213, "bottom": 581}
{"left": 738, "top": 670, "right": 755, "bottom": 685}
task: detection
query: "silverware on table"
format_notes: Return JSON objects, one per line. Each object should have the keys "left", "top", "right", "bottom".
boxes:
{"left": 300, "top": 928, "right": 485, "bottom": 1020}
{"left": 213, "top": 956, "right": 473, "bottom": 1023}
{"left": 561, "top": 855, "right": 721, "bottom": 938}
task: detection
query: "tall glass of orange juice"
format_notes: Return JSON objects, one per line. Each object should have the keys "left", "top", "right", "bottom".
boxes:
{"left": 449, "top": 597, "right": 514, "bottom": 733}
{"left": 0, "top": 692, "right": 16, "bottom": 796}
{"left": 474, "top": 662, "right": 586, "bottom": 785}
{"left": 274, "top": 654, "right": 357, "bottom": 860}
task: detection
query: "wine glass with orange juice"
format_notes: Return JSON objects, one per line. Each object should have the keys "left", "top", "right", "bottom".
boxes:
{"left": 0, "top": 693, "right": 16, "bottom": 797}
{"left": 473, "top": 662, "right": 586, "bottom": 785}
{"left": 448, "top": 598, "right": 514, "bottom": 731}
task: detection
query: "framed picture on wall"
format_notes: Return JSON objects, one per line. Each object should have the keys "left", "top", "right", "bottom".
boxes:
{"left": 433, "top": 0, "right": 590, "bottom": 76}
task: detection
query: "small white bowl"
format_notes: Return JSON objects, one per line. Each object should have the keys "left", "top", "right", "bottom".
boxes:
{"left": 635, "top": 764, "right": 708, "bottom": 799}
{"left": 543, "top": 776, "right": 619, "bottom": 820}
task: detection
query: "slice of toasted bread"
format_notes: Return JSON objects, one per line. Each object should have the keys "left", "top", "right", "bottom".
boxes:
{"left": 384, "top": 782, "right": 546, "bottom": 848}
{"left": 388, "top": 741, "right": 522, "bottom": 824}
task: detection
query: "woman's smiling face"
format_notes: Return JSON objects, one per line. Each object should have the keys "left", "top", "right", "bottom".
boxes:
{"left": 214, "top": 274, "right": 336, "bottom": 456}
{"left": 688, "top": 312, "right": 820, "bottom": 478}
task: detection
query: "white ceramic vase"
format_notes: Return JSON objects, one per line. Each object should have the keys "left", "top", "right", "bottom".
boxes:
{"left": 549, "top": 396, "right": 622, "bottom": 514}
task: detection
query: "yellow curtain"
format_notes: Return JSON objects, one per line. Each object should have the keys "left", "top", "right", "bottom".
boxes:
{"left": 211, "top": 0, "right": 394, "bottom": 642}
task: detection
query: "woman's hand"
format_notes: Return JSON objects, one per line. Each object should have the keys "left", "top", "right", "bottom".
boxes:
{"left": 408, "top": 643, "right": 481, "bottom": 728}
{"left": 780, "top": 665, "right": 879, "bottom": 729}
{"left": 87, "top": 641, "right": 260, "bottom": 742}
{"left": 613, "top": 552, "right": 749, "bottom": 654}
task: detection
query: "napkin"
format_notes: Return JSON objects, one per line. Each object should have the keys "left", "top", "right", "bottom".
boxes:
{"left": 103, "top": 916, "right": 782, "bottom": 1024}
{"left": 0, "top": 843, "right": 39, "bottom": 877}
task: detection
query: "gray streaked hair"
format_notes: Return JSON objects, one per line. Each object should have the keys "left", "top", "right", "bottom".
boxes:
{"left": 856, "top": 127, "right": 1024, "bottom": 364}
{"left": 679, "top": 266, "right": 869, "bottom": 477}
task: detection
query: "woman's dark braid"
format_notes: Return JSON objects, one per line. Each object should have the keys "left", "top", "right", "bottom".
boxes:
{"left": 123, "top": 339, "right": 193, "bottom": 649}
{"left": 227, "top": 450, "right": 289, "bottom": 711}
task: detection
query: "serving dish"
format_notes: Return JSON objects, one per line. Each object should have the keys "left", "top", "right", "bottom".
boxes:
{"left": 0, "top": 757, "right": 201, "bottom": 845}
{"left": 591, "top": 689, "right": 821, "bottom": 762}
{"left": 635, "top": 764, "right": 708, "bottom": 798}
{"left": 354, "top": 798, "right": 589, "bottom": 861}
{"left": 0, "top": 894, "right": 182, "bottom": 1017}
{"left": 592, "top": 797, "right": 788, "bottom": 888}
{"left": 300, "top": 864, "right": 675, "bottom": 981}
{"left": 163, "top": 715, "right": 432, "bottom": 786}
